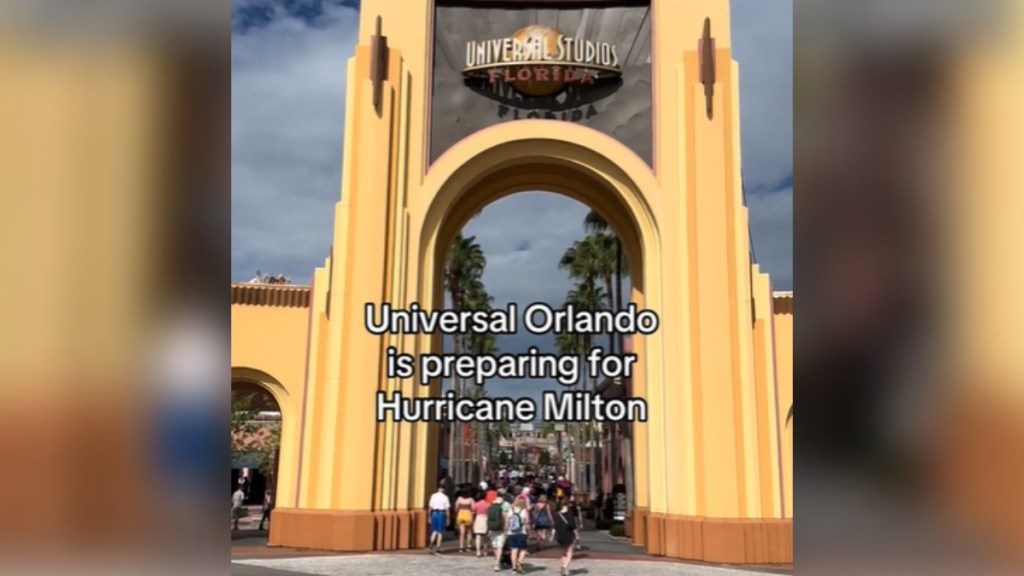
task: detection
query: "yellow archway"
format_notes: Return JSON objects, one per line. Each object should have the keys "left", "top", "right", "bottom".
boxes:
{"left": 406, "top": 121, "right": 662, "bottom": 526}
{"left": 250, "top": 0, "right": 793, "bottom": 565}
{"left": 231, "top": 367, "right": 300, "bottom": 512}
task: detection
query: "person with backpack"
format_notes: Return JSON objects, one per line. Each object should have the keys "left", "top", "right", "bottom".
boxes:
{"left": 531, "top": 494, "right": 554, "bottom": 547}
{"left": 506, "top": 495, "right": 531, "bottom": 574}
{"left": 486, "top": 490, "right": 510, "bottom": 572}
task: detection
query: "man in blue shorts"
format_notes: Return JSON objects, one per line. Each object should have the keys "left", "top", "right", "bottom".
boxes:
{"left": 428, "top": 485, "right": 451, "bottom": 554}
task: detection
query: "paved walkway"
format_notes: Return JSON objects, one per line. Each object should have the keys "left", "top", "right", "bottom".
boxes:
{"left": 233, "top": 554, "right": 783, "bottom": 576}
{"left": 233, "top": 506, "right": 269, "bottom": 531}
{"left": 232, "top": 521, "right": 791, "bottom": 575}
{"left": 234, "top": 526, "right": 649, "bottom": 560}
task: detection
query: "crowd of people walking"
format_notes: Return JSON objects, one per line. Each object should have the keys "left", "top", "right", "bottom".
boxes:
{"left": 429, "top": 469, "right": 581, "bottom": 574}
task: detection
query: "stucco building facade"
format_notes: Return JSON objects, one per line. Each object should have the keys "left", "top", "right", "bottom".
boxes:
{"left": 232, "top": 0, "right": 793, "bottom": 565}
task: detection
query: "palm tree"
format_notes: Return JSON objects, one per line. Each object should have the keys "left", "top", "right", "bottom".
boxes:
{"left": 559, "top": 236, "right": 611, "bottom": 367}
{"left": 565, "top": 280, "right": 605, "bottom": 496}
{"left": 464, "top": 384, "right": 488, "bottom": 481}
{"left": 559, "top": 233, "right": 619, "bottom": 409}
{"left": 562, "top": 229, "right": 634, "bottom": 498}
{"left": 445, "top": 234, "right": 485, "bottom": 483}
{"left": 539, "top": 421, "right": 566, "bottom": 465}
{"left": 555, "top": 329, "right": 585, "bottom": 488}
{"left": 474, "top": 334, "right": 499, "bottom": 478}
{"left": 560, "top": 235, "right": 616, "bottom": 296}
{"left": 566, "top": 280, "right": 606, "bottom": 349}
{"left": 583, "top": 210, "right": 631, "bottom": 348}
{"left": 487, "top": 418, "right": 514, "bottom": 470}
{"left": 463, "top": 279, "right": 499, "bottom": 480}
{"left": 490, "top": 419, "right": 513, "bottom": 451}
{"left": 583, "top": 211, "right": 635, "bottom": 510}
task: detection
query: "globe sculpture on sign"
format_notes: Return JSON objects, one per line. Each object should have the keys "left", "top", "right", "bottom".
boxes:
{"left": 507, "top": 25, "right": 565, "bottom": 97}
{"left": 462, "top": 25, "right": 622, "bottom": 99}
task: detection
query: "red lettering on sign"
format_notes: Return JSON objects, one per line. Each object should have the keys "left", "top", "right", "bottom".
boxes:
{"left": 483, "top": 67, "right": 605, "bottom": 89}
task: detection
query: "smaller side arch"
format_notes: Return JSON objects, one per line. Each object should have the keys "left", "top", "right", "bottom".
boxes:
{"left": 232, "top": 366, "right": 294, "bottom": 417}
{"left": 231, "top": 366, "right": 300, "bottom": 514}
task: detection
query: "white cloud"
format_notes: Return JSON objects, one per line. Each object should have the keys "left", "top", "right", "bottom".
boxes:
{"left": 231, "top": 2, "right": 792, "bottom": 405}
{"left": 231, "top": 0, "right": 792, "bottom": 303}
{"left": 231, "top": 4, "right": 359, "bottom": 283}
{"left": 464, "top": 193, "right": 591, "bottom": 308}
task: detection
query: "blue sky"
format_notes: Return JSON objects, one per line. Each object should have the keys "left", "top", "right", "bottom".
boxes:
{"left": 231, "top": 0, "right": 792, "bottom": 405}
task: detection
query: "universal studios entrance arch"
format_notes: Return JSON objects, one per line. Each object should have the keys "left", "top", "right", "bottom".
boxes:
{"left": 232, "top": 0, "right": 793, "bottom": 565}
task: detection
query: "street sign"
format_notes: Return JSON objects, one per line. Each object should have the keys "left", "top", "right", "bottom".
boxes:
{"left": 554, "top": 423, "right": 565, "bottom": 432}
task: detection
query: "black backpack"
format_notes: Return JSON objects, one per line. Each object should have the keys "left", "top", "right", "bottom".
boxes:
{"left": 487, "top": 501, "right": 504, "bottom": 531}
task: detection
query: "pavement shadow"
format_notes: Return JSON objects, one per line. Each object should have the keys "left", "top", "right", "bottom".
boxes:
{"left": 518, "top": 567, "right": 590, "bottom": 575}
{"left": 519, "top": 565, "right": 589, "bottom": 574}
{"left": 232, "top": 529, "right": 269, "bottom": 542}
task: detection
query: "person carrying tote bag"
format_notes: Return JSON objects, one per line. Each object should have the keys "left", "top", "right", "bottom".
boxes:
{"left": 551, "top": 498, "right": 579, "bottom": 576}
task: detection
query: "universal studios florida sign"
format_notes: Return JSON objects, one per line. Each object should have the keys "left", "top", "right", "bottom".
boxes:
{"left": 463, "top": 25, "right": 621, "bottom": 97}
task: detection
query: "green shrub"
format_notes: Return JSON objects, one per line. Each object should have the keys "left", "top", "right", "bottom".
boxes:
{"left": 609, "top": 524, "right": 626, "bottom": 537}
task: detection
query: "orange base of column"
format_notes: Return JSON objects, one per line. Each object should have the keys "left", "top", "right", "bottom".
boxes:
{"left": 641, "top": 512, "right": 792, "bottom": 565}
{"left": 268, "top": 509, "right": 428, "bottom": 551}
{"left": 630, "top": 507, "right": 648, "bottom": 547}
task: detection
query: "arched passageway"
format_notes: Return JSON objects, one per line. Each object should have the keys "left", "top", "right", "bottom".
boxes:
{"left": 230, "top": 367, "right": 300, "bottom": 533}
{"left": 231, "top": 381, "right": 281, "bottom": 507}
{"left": 434, "top": 190, "right": 641, "bottom": 512}
{"left": 404, "top": 125, "right": 662, "bottom": 539}
{"left": 259, "top": 2, "right": 795, "bottom": 559}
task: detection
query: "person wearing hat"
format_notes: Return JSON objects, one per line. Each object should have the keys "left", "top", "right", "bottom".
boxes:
{"left": 532, "top": 493, "right": 554, "bottom": 547}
